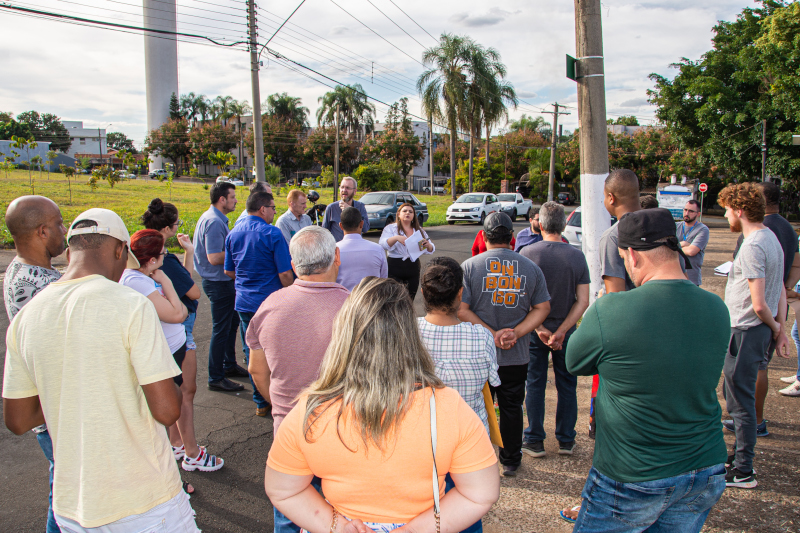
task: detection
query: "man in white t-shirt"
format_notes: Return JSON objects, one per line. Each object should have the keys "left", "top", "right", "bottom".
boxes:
{"left": 2, "top": 208, "right": 199, "bottom": 532}
{"left": 3, "top": 195, "right": 66, "bottom": 533}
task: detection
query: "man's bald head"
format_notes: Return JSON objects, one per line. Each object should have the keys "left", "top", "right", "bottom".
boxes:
{"left": 604, "top": 169, "right": 640, "bottom": 203}
{"left": 6, "top": 196, "right": 61, "bottom": 240}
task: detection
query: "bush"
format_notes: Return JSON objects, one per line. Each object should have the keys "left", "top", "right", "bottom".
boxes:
{"left": 454, "top": 158, "right": 504, "bottom": 194}
{"left": 352, "top": 160, "right": 403, "bottom": 191}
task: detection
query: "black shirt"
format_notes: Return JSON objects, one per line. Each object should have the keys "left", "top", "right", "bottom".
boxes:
{"left": 734, "top": 214, "right": 798, "bottom": 283}
{"left": 160, "top": 253, "right": 199, "bottom": 313}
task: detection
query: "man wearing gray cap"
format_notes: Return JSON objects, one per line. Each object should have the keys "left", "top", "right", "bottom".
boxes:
{"left": 458, "top": 212, "right": 551, "bottom": 477}
{"left": 3, "top": 209, "right": 198, "bottom": 531}
{"left": 566, "top": 208, "right": 729, "bottom": 531}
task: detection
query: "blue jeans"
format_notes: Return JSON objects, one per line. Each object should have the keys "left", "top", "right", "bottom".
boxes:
{"left": 524, "top": 328, "right": 577, "bottom": 444}
{"left": 792, "top": 320, "right": 800, "bottom": 380}
{"left": 444, "top": 474, "right": 482, "bottom": 533}
{"left": 274, "top": 477, "right": 322, "bottom": 533}
{"left": 238, "top": 311, "right": 269, "bottom": 409}
{"left": 36, "top": 429, "right": 60, "bottom": 532}
{"left": 574, "top": 465, "right": 726, "bottom": 533}
{"left": 202, "top": 279, "right": 241, "bottom": 383}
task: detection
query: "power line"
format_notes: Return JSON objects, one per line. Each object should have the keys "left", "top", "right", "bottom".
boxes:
{"left": 258, "top": 0, "right": 307, "bottom": 61}
{"left": 364, "top": 0, "right": 426, "bottom": 49}
{"left": 386, "top": 0, "right": 437, "bottom": 43}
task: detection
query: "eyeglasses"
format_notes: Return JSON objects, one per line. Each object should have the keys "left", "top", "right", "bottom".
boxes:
{"left": 159, "top": 251, "right": 167, "bottom": 256}
{"left": 683, "top": 209, "right": 698, "bottom": 214}
{"left": 340, "top": 186, "right": 355, "bottom": 191}
{"left": 265, "top": 205, "right": 277, "bottom": 210}
{"left": 173, "top": 219, "right": 184, "bottom": 228}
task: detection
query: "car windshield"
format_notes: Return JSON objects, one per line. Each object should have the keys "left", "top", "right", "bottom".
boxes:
{"left": 567, "top": 211, "right": 581, "bottom": 227}
{"left": 497, "top": 194, "right": 516, "bottom": 202}
{"left": 558, "top": 193, "right": 567, "bottom": 199}
{"left": 359, "top": 193, "right": 395, "bottom": 205}
{"left": 456, "top": 194, "right": 485, "bottom": 203}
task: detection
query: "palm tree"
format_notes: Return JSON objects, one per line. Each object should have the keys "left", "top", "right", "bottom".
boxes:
{"left": 418, "top": 33, "right": 473, "bottom": 199}
{"left": 180, "top": 92, "right": 199, "bottom": 124}
{"left": 213, "top": 95, "right": 235, "bottom": 125}
{"left": 264, "top": 92, "right": 310, "bottom": 127}
{"left": 196, "top": 95, "right": 212, "bottom": 124}
{"left": 316, "top": 84, "right": 376, "bottom": 140}
{"left": 229, "top": 99, "right": 252, "bottom": 169}
{"left": 509, "top": 114, "right": 548, "bottom": 134}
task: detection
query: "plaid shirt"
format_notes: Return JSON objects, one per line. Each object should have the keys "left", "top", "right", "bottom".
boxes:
{"left": 417, "top": 318, "right": 501, "bottom": 432}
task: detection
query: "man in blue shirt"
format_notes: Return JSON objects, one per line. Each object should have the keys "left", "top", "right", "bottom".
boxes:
{"left": 322, "top": 176, "right": 370, "bottom": 241}
{"left": 193, "top": 182, "right": 248, "bottom": 392}
{"left": 513, "top": 206, "right": 542, "bottom": 252}
{"left": 224, "top": 191, "right": 294, "bottom": 416}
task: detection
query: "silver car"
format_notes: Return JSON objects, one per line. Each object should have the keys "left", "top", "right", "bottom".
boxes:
{"left": 563, "top": 206, "right": 617, "bottom": 250}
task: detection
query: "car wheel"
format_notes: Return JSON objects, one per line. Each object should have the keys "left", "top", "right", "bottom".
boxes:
{"left": 448, "top": 220, "right": 455, "bottom": 225}
{"left": 386, "top": 216, "right": 394, "bottom": 226}
{"left": 418, "top": 214, "right": 424, "bottom": 227}
{"left": 525, "top": 208, "right": 530, "bottom": 221}
{"left": 479, "top": 212, "right": 485, "bottom": 225}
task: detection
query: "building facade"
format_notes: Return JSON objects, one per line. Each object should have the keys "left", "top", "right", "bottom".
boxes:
{"left": 63, "top": 121, "right": 108, "bottom": 159}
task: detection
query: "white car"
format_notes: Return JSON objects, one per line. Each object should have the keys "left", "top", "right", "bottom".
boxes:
{"left": 563, "top": 206, "right": 617, "bottom": 250}
{"left": 148, "top": 169, "right": 168, "bottom": 179}
{"left": 446, "top": 193, "right": 502, "bottom": 225}
{"left": 216, "top": 176, "right": 245, "bottom": 187}
{"left": 497, "top": 193, "right": 532, "bottom": 221}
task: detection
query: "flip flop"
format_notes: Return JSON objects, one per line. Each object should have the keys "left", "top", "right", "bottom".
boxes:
{"left": 559, "top": 505, "right": 581, "bottom": 524}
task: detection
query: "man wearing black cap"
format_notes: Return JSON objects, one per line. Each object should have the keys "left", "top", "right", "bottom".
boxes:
{"left": 566, "top": 208, "right": 729, "bottom": 531}
{"left": 458, "top": 212, "right": 551, "bottom": 477}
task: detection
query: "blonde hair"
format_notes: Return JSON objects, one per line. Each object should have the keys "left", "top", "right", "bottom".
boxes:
{"left": 287, "top": 189, "right": 306, "bottom": 203}
{"left": 303, "top": 277, "right": 443, "bottom": 450}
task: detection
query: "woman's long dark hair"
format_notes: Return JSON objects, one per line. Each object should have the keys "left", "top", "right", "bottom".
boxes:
{"left": 395, "top": 202, "right": 427, "bottom": 239}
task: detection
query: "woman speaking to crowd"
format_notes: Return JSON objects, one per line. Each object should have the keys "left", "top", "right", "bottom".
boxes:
{"left": 379, "top": 203, "right": 435, "bottom": 300}
{"left": 263, "top": 277, "right": 499, "bottom": 532}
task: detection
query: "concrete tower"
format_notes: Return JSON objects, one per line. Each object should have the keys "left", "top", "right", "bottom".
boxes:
{"left": 143, "top": 0, "right": 179, "bottom": 171}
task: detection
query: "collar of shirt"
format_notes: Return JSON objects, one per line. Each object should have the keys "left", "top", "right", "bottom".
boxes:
{"left": 341, "top": 233, "right": 363, "bottom": 242}
{"left": 292, "top": 279, "right": 348, "bottom": 291}
{"left": 209, "top": 205, "right": 230, "bottom": 227}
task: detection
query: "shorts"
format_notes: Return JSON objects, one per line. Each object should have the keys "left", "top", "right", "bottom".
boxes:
{"left": 182, "top": 311, "right": 197, "bottom": 351}
{"left": 172, "top": 342, "right": 187, "bottom": 386}
{"left": 759, "top": 336, "right": 776, "bottom": 371}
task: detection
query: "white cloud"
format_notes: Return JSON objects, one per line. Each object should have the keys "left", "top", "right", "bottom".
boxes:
{"left": 450, "top": 8, "right": 521, "bottom": 27}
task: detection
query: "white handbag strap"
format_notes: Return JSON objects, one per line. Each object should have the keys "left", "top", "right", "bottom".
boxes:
{"left": 429, "top": 388, "right": 440, "bottom": 521}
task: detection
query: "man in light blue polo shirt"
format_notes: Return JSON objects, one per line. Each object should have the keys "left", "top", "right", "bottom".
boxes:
{"left": 193, "top": 182, "right": 248, "bottom": 392}
{"left": 224, "top": 191, "right": 294, "bottom": 416}
{"left": 322, "top": 177, "right": 370, "bottom": 241}
{"left": 336, "top": 207, "right": 387, "bottom": 291}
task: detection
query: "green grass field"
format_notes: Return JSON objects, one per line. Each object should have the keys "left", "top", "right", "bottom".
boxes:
{"left": 0, "top": 169, "right": 455, "bottom": 248}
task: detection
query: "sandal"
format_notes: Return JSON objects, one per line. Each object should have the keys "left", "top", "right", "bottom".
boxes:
{"left": 559, "top": 505, "right": 581, "bottom": 524}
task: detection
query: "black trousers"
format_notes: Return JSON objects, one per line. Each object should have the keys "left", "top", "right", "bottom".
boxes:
{"left": 490, "top": 363, "right": 528, "bottom": 466}
{"left": 387, "top": 256, "right": 421, "bottom": 301}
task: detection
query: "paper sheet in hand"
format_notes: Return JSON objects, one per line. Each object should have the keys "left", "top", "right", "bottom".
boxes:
{"left": 714, "top": 261, "right": 733, "bottom": 276}
{"left": 405, "top": 230, "right": 426, "bottom": 262}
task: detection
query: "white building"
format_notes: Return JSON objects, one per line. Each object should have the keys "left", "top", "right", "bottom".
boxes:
{"left": 373, "top": 120, "right": 437, "bottom": 191}
{"left": 63, "top": 121, "right": 107, "bottom": 159}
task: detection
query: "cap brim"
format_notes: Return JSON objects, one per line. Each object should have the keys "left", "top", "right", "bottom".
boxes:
{"left": 127, "top": 248, "right": 140, "bottom": 269}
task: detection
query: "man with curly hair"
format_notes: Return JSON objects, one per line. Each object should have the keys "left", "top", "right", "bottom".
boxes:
{"left": 718, "top": 182, "right": 790, "bottom": 489}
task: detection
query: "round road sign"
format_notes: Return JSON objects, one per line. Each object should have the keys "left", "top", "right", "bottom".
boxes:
{"left": 699, "top": 183, "right": 708, "bottom": 193}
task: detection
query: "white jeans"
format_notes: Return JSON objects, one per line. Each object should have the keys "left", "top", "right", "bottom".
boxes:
{"left": 55, "top": 491, "right": 200, "bottom": 533}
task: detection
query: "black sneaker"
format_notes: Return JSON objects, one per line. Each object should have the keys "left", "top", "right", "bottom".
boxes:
{"left": 558, "top": 441, "right": 575, "bottom": 455}
{"left": 725, "top": 466, "right": 758, "bottom": 489}
{"left": 522, "top": 441, "right": 546, "bottom": 458}
{"left": 208, "top": 378, "right": 245, "bottom": 392}
{"left": 225, "top": 364, "right": 249, "bottom": 378}
{"left": 723, "top": 419, "right": 769, "bottom": 437}
{"left": 502, "top": 464, "right": 519, "bottom": 477}
{"left": 725, "top": 454, "right": 735, "bottom": 468}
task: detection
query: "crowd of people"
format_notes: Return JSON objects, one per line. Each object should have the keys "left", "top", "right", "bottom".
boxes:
{"left": 2, "top": 169, "right": 799, "bottom": 533}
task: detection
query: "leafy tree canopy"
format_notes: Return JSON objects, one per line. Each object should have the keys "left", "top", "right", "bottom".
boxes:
{"left": 107, "top": 132, "right": 137, "bottom": 153}
{"left": 352, "top": 160, "right": 403, "bottom": 192}
{"left": 15, "top": 111, "right": 71, "bottom": 152}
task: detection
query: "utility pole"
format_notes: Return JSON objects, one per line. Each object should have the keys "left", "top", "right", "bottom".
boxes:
{"left": 574, "top": 0, "right": 610, "bottom": 302}
{"left": 247, "top": 0, "right": 266, "bottom": 183}
{"left": 334, "top": 103, "right": 340, "bottom": 202}
{"left": 761, "top": 119, "right": 767, "bottom": 182}
{"left": 543, "top": 103, "right": 570, "bottom": 201}
{"left": 428, "top": 115, "right": 434, "bottom": 196}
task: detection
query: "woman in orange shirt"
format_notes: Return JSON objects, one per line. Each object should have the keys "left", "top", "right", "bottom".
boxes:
{"left": 264, "top": 277, "right": 500, "bottom": 532}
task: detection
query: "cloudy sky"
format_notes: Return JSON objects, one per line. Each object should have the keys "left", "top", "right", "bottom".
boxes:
{"left": 0, "top": 0, "right": 755, "bottom": 148}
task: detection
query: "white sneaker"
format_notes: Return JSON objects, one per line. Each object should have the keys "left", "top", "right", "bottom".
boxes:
{"left": 780, "top": 375, "right": 798, "bottom": 384}
{"left": 779, "top": 381, "right": 800, "bottom": 396}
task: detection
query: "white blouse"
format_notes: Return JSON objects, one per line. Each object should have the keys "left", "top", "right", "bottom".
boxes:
{"left": 379, "top": 223, "right": 436, "bottom": 261}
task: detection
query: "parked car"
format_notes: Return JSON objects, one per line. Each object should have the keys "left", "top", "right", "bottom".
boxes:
{"left": 117, "top": 171, "right": 134, "bottom": 180}
{"left": 446, "top": 193, "right": 502, "bottom": 225}
{"left": 422, "top": 186, "right": 445, "bottom": 194}
{"left": 497, "top": 193, "right": 533, "bottom": 221}
{"left": 563, "top": 206, "right": 617, "bottom": 250}
{"left": 362, "top": 191, "right": 429, "bottom": 231}
{"left": 149, "top": 169, "right": 168, "bottom": 179}
{"left": 558, "top": 192, "right": 576, "bottom": 205}
{"left": 216, "top": 175, "right": 245, "bottom": 187}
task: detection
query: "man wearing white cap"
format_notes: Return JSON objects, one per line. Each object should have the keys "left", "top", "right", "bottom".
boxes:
{"left": 2, "top": 208, "right": 199, "bottom": 532}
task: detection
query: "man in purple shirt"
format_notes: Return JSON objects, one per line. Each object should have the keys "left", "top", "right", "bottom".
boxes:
{"left": 336, "top": 207, "right": 387, "bottom": 291}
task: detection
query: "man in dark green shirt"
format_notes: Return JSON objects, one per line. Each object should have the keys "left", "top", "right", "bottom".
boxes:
{"left": 566, "top": 208, "right": 728, "bottom": 532}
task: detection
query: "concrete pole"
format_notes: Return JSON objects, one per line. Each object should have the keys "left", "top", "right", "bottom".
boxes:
{"left": 761, "top": 119, "right": 767, "bottom": 182}
{"left": 247, "top": 0, "right": 266, "bottom": 183}
{"left": 334, "top": 104, "right": 339, "bottom": 202}
{"left": 428, "top": 115, "right": 434, "bottom": 196}
{"left": 575, "top": 0, "right": 610, "bottom": 302}
{"left": 143, "top": 0, "right": 179, "bottom": 172}
{"left": 547, "top": 103, "right": 561, "bottom": 202}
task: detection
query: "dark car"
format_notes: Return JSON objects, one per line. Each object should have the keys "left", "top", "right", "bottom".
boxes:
{"left": 558, "top": 192, "right": 575, "bottom": 205}
{"left": 361, "top": 192, "right": 430, "bottom": 231}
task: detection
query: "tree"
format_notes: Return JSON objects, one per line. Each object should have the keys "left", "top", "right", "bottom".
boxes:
{"left": 300, "top": 126, "right": 360, "bottom": 172}
{"left": 107, "top": 132, "right": 137, "bottom": 153}
{"left": 92, "top": 165, "right": 121, "bottom": 188}
{"left": 245, "top": 115, "right": 306, "bottom": 177}
{"left": 16, "top": 111, "right": 71, "bottom": 152}
{"left": 31, "top": 154, "right": 43, "bottom": 182}
{"left": 188, "top": 123, "right": 238, "bottom": 174}
{"left": 0, "top": 118, "right": 33, "bottom": 140}
{"left": 361, "top": 98, "right": 424, "bottom": 179}
{"left": 352, "top": 160, "right": 404, "bottom": 191}
{"left": 144, "top": 119, "right": 191, "bottom": 175}
{"left": 508, "top": 114, "right": 549, "bottom": 134}
{"left": 453, "top": 157, "right": 502, "bottom": 194}
{"left": 180, "top": 92, "right": 203, "bottom": 125}
{"left": 11, "top": 135, "right": 37, "bottom": 187}
{"left": 607, "top": 116, "right": 640, "bottom": 126}
{"left": 196, "top": 95, "right": 212, "bottom": 124}
{"left": 46, "top": 150, "right": 57, "bottom": 179}
{"left": 0, "top": 158, "right": 14, "bottom": 180}
{"left": 209, "top": 151, "right": 236, "bottom": 175}
{"left": 59, "top": 164, "right": 75, "bottom": 203}
{"left": 229, "top": 99, "right": 252, "bottom": 169}
{"left": 648, "top": 1, "right": 799, "bottom": 184}
{"left": 264, "top": 92, "right": 310, "bottom": 127}
{"left": 316, "top": 84, "right": 376, "bottom": 139}
{"left": 213, "top": 95, "right": 235, "bottom": 125}
{"left": 418, "top": 33, "right": 474, "bottom": 199}
{"left": 169, "top": 93, "right": 182, "bottom": 120}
